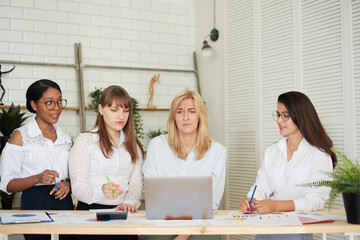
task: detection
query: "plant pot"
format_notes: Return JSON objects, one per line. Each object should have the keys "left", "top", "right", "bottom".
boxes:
{"left": 1, "top": 197, "right": 13, "bottom": 209}
{"left": 343, "top": 192, "right": 360, "bottom": 224}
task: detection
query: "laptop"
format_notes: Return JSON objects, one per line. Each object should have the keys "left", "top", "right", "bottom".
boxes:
{"left": 144, "top": 176, "right": 213, "bottom": 220}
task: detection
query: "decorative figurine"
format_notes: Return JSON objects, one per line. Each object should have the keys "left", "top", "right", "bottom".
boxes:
{"left": 147, "top": 74, "right": 160, "bottom": 109}
{"left": 0, "top": 65, "right": 15, "bottom": 105}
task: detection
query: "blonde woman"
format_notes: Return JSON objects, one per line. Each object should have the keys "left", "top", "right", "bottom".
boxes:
{"left": 141, "top": 89, "right": 226, "bottom": 240}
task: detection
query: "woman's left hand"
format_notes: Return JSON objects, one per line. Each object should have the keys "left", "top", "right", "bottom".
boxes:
{"left": 116, "top": 203, "right": 137, "bottom": 213}
{"left": 173, "top": 235, "right": 191, "bottom": 240}
{"left": 253, "top": 199, "right": 278, "bottom": 214}
{"left": 50, "top": 181, "right": 70, "bottom": 200}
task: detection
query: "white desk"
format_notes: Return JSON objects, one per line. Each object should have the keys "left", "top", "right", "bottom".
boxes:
{"left": 0, "top": 209, "right": 359, "bottom": 240}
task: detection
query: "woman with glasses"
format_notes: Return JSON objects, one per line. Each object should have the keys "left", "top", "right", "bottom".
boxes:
{"left": 69, "top": 85, "right": 143, "bottom": 240}
{"left": 238, "top": 91, "right": 337, "bottom": 240}
{"left": 0, "top": 79, "right": 73, "bottom": 240}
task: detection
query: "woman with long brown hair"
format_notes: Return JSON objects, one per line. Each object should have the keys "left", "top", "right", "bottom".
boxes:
{"left": 70, "top": 85, "right": 143, "bottom": 240}
{"left": 239, "top": 91, "right": 336, "bottom": 240}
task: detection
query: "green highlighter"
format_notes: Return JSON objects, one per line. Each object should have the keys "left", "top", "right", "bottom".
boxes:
{"left": 106, "top": 175, "right": 117, "bottom": 196}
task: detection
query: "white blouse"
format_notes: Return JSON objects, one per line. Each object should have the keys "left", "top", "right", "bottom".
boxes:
{"left": 142, "top": 134, "right": 227, "bottom": 210}
{"left": 0, "top": 117, "right": 72, "bottom": 194}
{"left": 69, "top": 130, "right": 143, "bottom": 207}
{"left": 248, "top": 137, "right": 333, "bottom": 212}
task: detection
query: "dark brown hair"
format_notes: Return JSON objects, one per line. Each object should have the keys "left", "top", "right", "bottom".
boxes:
{"left": 94, "top": 85, "right": 143, "bottom": 163}
{"left": 278, "top": 91, "right": 337, "bottom": 168}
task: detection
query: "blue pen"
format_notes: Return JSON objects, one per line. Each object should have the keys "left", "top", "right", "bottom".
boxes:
{"left": 248, "top": 185, "right": 257, "bottom": 211}
{"left": 52, "top": 170, "right": 58, "bottom": 191}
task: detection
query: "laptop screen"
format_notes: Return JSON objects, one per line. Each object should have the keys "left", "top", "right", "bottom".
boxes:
{"left": 144, "top": 176, "right": 213, "bottom": 220}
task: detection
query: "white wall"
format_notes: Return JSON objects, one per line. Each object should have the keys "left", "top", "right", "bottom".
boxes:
{"left": 0, "top": 0, "right": 198, "bottom": 209}
{"left": 195, "top": 0, "right": 225, "bottom": 145}
{"left": 0, "top": 0, "right": 198, "bottom": 147}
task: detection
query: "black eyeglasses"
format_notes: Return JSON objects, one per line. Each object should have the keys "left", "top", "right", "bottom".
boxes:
{"left": 272, "top": 110, "right": 290, "bottom": 122}
{"left": 36, "top": 99, "right": 67, "bottom": 110}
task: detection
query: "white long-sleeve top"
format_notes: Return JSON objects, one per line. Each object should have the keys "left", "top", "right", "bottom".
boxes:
{"left": 0, "top": 117, "right": 72, "bottom": 194}
{"left": 142, "top": 134, "right": 227, "bottom": 210}
{"left": 69, "top": 130, "right": 143, "bottom": 207}
{"left": 248, "top": 137, "right": 333, "bottom": 212}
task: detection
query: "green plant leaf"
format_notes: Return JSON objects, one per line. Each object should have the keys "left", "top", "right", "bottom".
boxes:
{"left": 0, "top": 103, "right": 29, "bottom": 137}
{"left": 302, "top": 148, "right": 360, "bottom": 211}
{"left": 147, "top": 128, "right": 168, "bottom": 139}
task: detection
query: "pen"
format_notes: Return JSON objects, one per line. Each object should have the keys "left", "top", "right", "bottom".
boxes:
{"left": 248, "top": 185, "right": 257, "bottom": 211}
{"left": 106, "top": 175, "right": 117, "bottom": 196}
{"left": 52, "top": 170, "right": 58, "bottom": 191}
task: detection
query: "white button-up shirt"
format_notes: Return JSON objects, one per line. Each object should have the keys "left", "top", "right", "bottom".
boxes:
{"left": 142, "top": 134, "right": 227, "bottom": 210}
{"left": 248, "top": 137, "right": 333, "bottom": 211}
{"left": 69, "top": 130, "right": 143, "bottom": 207}
{"left": 0, "top": 117, "right": 72, "bottom": 194}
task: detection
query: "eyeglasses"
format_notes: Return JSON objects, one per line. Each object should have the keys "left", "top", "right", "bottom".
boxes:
{"left": 272, "top": 110, "right": 290, "bottom": 122}
{"left": 36, "top": 99, "right": 67, "bottom": 110}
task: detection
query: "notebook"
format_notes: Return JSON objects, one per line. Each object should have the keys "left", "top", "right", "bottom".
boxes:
{"left": 144, "top": 176, "right": 213, "bottom": 220}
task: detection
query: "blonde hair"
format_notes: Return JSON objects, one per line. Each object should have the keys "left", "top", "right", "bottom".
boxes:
{"left": 167, "top": 89, "right": 212, "bottom": 160}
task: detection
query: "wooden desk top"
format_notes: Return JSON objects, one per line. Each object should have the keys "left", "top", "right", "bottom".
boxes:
{"left": 0, "top": 209, "right": 359, "bottom": 235}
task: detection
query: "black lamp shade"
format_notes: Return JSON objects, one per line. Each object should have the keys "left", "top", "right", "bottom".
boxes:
{"left": 210, "top": 28, "right": 219, "bottom": 41}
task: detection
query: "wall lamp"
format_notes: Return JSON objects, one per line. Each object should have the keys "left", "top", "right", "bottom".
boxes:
{"left": 201, "top": 0, "right": 219, "bottom": 57}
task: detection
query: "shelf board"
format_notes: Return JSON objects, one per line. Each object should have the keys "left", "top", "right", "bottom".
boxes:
{"left": 0, "top": 105, "right": 79, "bottom": 111}
{"left": 0, "top": 105, "right": 169, "bottom": 111}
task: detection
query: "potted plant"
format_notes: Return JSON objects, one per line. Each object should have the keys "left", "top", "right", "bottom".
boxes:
{"left": 304, "top": 148, "right": 360, "bottom": 224}
{"left": 88, "top": 87, "right": 103, "bottom": 111}
{"left": 0, "top": 103, "right": 29, "bottom": 152}
{"left": 0, "top": 103, "right": 29, "bottom": 209}
{"left": 147, "top": 128, "right": 168, "bottom": 139}
{"left": 88, "top": 88, "right": 144, "bottom": 140}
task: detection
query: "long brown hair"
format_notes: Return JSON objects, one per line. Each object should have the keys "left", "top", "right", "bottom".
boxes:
{"left": 94, "top": 85, "right": 143, "bottom": 163}
{"left": 278, "top": 91, "right": 337, "bottom": 168}
{"left": 167, "top": 89, "right": 212, "bottom": 160}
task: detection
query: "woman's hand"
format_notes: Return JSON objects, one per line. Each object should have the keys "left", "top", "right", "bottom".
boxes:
{"left": 116, "top": 203, "right": 137, "bottom": 213}
{"left": 238, "top": 197, "right": 256, "bottom": 213}
{"left": 102, "top": 182, "right": 123, "bottom": 200}
{"left": 253, "top": 200, "right": 278, "bottom": 214}
{"left": 173, "top": 235, "right": 191, "bottom": 240}
{"left": 50, "top": 181, "right": 70, "bottom": 200}
{"left": 38, "top": 169, "right": 59, "bottom": 185}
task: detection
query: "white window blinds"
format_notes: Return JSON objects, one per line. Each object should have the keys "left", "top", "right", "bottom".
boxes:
{"left": 225, "top": 1, "right": 359, "bottom": 239}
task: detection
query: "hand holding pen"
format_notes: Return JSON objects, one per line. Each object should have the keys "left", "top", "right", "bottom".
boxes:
{"left": 39, "top": 169, "right": 59, "bottom": 185}
{"left": 248, "top": 185, "right": 257, "bottom": 211}
{"left": 103, "top": 176, "right": 123, "bottom": 200}
{"left": 238, "top": 185, "right": 257, "bottom": 213}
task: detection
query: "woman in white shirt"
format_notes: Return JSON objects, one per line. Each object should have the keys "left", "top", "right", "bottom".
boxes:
{"left": 239, "top": 91, "right": 337, "bottom": 240}
{"left": 69, "top": 85, "right": 143, "bottom": 240}
{"left": 0, "top": 79, "right": 73, "bottom": 240}
{"left": 141, "top": 89, "right": 226, "bottom": 240}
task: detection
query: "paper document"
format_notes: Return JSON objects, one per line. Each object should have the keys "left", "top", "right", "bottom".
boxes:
{"left": 0, "top": 212, "right": 53, "bottom": 224}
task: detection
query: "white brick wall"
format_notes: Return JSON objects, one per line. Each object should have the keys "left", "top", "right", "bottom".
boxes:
{"left": 0, "top": 0, "right": 196, "bottom": 147}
